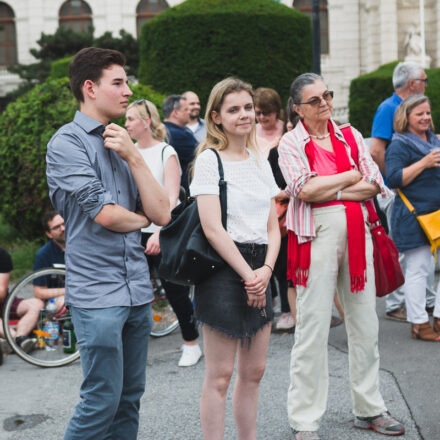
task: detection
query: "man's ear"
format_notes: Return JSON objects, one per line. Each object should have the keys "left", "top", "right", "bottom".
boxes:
{"left": 45, "top": 230, "right": 52, "bottom": 240}
{"left": 83, "top": 79, "right": 96, "bottom": 100}
{"left": 211, "top": 110, "right": 221, "bottom": 125}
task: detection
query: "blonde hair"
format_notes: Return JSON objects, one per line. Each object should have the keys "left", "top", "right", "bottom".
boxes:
{"left": 127, "top": 99, "right": 167, "bottom": 141}
{"left": 194, "top": 77, "right": 257, "bottom": 161}
{"left": 393, "top": 94, "right": 434, "bottom": 134}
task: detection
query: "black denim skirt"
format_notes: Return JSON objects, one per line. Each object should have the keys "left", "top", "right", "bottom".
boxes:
{"left": 194, "top": 242, "right": 274, "bottom": 342}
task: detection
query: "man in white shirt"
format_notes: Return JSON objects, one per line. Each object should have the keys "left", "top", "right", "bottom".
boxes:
{"left": 183, "top": 91, "right": 206, "bottom": 143}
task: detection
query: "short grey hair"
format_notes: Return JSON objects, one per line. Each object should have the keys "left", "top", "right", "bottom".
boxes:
{"left": 162, "top": 94, "right": 186, "bottom": 119}
{"left": 289, "top": 72, "right": 324, "bottom": 105}
{"left": 392, "top": 62, "right": 423, "bottom": 90}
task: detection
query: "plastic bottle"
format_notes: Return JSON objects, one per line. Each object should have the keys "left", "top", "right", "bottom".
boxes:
{"left": 63, "top": 318, "right": 76, "bottom": 354}
{"left": 44, "top": 299, "right": 59, "bottom": 350}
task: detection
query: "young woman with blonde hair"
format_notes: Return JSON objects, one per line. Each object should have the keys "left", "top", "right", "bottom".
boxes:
{"left": 125, "top": 99, "right": 202, "bottom": 367}
{"left": 189, "top": 77, "right": 281, "bottom": 439}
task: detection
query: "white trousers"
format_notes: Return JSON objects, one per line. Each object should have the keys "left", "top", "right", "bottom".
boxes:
{"left": 402, "top": 245, "right": 440, "bottom": 323}
{"left": 287, "top": 205, "right": 386, "bottom": 431}
{"left": 377, "top": 194, "right": 436, "bottom": 312}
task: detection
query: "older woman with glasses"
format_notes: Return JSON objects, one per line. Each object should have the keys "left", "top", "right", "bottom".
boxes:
{"left": 255, "top": 87, "right": 284, "bottom": 158}
{"left": 125, "top": 99, "right": 202, "bottom": 367}
{"left": 278, "top": 73, "right": 404, "bottom": 440}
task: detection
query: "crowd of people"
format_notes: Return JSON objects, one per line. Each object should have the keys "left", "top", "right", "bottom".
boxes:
{"left": 2, "top": 47, "right": 440, "bottom": 439}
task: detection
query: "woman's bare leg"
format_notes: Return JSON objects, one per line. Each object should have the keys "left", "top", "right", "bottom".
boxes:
{"left": 200, "top": 326, "right": 238, "bottom": 440}
{"left": 233, "top": 324, "right": 272, "bottom": 440}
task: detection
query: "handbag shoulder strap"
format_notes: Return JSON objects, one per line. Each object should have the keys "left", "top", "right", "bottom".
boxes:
{"left": 207, "top": 148, "right": 227, "bottom": 228}
{"left": 339, "top": 124, "right": 380, "bottom": 224}
{"left": 397, "top": 189, "right": 416, "bottom": 214}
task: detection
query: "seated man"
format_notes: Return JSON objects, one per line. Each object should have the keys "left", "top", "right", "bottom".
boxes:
{"left": 0, "top": 247, "right": 44, "bottom": 354}
{"left": 33, "top": 211, "right": 66, "bottom": 311}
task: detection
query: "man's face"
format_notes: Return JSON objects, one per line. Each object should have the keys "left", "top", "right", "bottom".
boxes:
{"left": 411, "top": 69, "right": 428, "bottom": 95}
{"left": 46, "top": 215, "right": 65, "bottom": 247}
{"left": 93, "top": 64, "right": 133, "bottom": 121}
{"left": 174, "top": 99, "right": 191, "bottom": 126}
{"left": 184, "top": 92, "right": 201, "bottom": 121}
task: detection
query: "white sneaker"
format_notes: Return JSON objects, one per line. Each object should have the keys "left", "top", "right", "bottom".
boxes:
{"left": 178, "top": 343, "right": 202, "bottom": 367}
{"left": 275, "top": 313, "right": 295, "bottom": 331}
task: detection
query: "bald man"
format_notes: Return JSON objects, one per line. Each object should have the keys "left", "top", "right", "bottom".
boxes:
{"left": 183, "top": 91, "right": 206, "bottom": 143}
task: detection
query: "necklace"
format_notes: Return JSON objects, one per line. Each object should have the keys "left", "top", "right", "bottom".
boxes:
{"left": 309, "top": 132, "right": 330, "bottom": 140}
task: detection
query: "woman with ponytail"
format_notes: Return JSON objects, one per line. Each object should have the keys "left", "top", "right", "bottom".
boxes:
{"left": 278, "top": 74, "right": 404, "bottom": 439}
{"left": 125, "top": 99, "right": 202, "bottom": 367}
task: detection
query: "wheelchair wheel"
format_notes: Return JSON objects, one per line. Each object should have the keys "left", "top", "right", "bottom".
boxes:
{"left": 2, "top": 268, "right": 80, "bottom": 368}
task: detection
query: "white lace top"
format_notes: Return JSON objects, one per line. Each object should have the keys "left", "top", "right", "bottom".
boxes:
{"left": 190, "top": 149, "right": 279, "bottom": 244}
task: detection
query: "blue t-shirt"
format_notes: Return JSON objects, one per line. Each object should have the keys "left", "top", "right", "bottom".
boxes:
{"left": 33, "top": 240, "right": 65, "bottom": 287}
{"left": 371, "top": 93, "right": 402, "bottom": 143}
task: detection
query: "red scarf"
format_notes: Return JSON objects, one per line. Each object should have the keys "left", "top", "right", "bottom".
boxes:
{"left": 288, "top": 122, "right": 366, "bottom": 293}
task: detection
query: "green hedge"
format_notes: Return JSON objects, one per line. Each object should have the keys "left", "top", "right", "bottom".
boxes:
{"left": 0, "top": 78, "right": 165, "bottom": 238}
{"left": 138, "top": 0, "right": 312, "bottom": 107}
{"left": 50, "top": 56, "right": 73, "bottom": 79}
{"left": 349, "top": 61, "right": 440, "bottom": 137}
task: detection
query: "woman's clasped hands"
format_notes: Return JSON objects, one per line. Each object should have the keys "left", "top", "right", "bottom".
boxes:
{"left": 243, "top": 265, "right": 272, "bottom": 308}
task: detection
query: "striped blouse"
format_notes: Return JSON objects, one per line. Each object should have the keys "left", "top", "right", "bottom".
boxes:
{"left": 278, "top": 119, "right": 392, "bottom": 243}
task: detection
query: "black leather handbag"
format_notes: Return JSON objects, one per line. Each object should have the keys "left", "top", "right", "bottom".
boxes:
{"left": 158, "top": 148, "right": 227, "bottom": 286}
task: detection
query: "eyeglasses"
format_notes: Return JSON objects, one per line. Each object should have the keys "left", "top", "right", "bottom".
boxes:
{"left": 414, "top": 78, "right": 428, "bottom": 85}
{"left": 299, "top": 90, "right": 334, "bottom": 107}
{"left": 134, "top": 99, "right": 152, "bottom": 119}
{"left": 50, "top": 222, "right": 64, "bottom": 232}
{"left": 255, "top": 110, "right": 273, "bottom": 117}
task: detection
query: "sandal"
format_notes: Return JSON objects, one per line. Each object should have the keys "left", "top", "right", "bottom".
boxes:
{"left": 411, "top": 322, "right": 440, "bottom": 341}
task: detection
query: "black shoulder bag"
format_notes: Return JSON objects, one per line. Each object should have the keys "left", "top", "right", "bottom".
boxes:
{"left": 158, "top": 148, "right": 227, "bottom": 285}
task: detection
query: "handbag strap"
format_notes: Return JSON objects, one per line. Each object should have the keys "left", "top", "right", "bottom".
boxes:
{"left": 207, "top": 148, "right": 227, "bottom": 228}
{"left": 397, "top": 189, "right": 417, "bottom": 214}
{"left": 339, "top": 124, "right": 379, "bottom": 225}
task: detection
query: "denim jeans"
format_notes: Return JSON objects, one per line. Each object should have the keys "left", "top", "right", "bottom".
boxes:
{"left": 64, "top": 304, "right": 153, "bottom": 440}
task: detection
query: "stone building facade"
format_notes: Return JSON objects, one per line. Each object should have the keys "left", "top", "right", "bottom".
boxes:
{"left": 1, "top": 0, "right": 439, "bottom": 119}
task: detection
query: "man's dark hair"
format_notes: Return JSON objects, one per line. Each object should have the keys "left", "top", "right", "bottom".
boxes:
{"left": 42, "top": 211, "right": 59, "bottom": 232}
{"left": 162, "top": 94, "right": 185, "bottom": 119}
{"left": 69, "top": 47, "right": 126, "bottom": 102}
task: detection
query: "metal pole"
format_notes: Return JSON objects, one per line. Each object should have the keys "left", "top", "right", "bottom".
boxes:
{"left": 312, "top": 0, "right": 321, "bottom": 74}
{"left": 419, "top": 0, "right": 426, "bottom": 67}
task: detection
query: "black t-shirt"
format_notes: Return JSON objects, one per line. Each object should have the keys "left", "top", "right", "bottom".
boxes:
{"left": 0, "top": 248, "right": 13, "bottom": 273}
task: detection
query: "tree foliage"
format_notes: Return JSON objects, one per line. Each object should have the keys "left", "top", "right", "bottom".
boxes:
{"left": 138, "top": 0, "right": 312, "bottom": 107}
{"left": 8, "top": 27, "right": 139, "bottom": 98}
{"left": 0, "top": 78, "right": 164, "bottom": 238}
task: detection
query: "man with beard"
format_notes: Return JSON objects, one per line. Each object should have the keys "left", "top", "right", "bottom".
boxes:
{"left": 33, "top": 211, "right": 66, "bottom": 311}
{"left": 183, "top": 90, "right": 206, "bottom": 143}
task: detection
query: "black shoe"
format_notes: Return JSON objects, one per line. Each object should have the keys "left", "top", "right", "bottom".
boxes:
{"left": 16, "top": 336, "right": 37, "bottom": 354}
{"left": 330, "top": 316, "right": 343, "bottom": 328}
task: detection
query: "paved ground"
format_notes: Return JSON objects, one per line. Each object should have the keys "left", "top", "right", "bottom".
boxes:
{"left": 0, "top": 296, "right": 437, "bottom": 440}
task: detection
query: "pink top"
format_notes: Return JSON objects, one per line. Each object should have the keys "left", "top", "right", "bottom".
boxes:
{"left": 278, "top": 120, "right": 392, "bottom": 243}
{"left": 309, "top": 140, "right": 342, "bottom": 208}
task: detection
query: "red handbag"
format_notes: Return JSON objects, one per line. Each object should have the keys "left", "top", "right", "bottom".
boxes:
{"left": 340, "top": 125, "right": 404, "bottom": 297}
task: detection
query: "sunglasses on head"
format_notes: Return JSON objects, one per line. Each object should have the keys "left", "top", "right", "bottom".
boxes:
{"left": 134, "top": 99, "right": 152, "bottom": 119}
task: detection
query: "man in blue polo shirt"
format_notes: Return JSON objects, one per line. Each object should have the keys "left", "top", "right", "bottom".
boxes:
{"left": 370, "top": 61, "right": 433, "bottom": 322}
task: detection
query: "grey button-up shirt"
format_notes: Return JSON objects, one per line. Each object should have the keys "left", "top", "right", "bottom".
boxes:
{"left": 46, "top": 111, "right": 153, "bottom": 308}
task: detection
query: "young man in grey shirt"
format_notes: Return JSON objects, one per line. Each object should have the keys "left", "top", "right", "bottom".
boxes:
{"left": 46, "top": 47, "right": 170, "bottom": 440}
